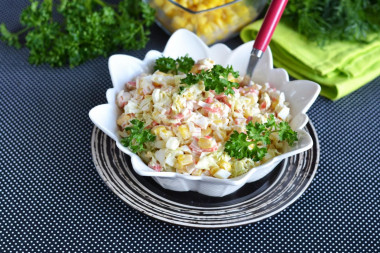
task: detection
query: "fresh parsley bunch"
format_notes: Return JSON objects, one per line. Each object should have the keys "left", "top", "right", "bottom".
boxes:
{"left": 0, "top": 0, "right": 155, "bottom": 67}
{"left": 224, "top": 115, "right": 298, "bottom": 161}
{"left": 154, "top": 55, "right": 195, "bottom": 74}
{"left": 120, "top": 119, "right": 156, "bottom": 153}
{"left": 282, "top": 0, "right": 380, "bottom": 45}
{"left": 181, "top": 64, "right": 240, "bottom": 95}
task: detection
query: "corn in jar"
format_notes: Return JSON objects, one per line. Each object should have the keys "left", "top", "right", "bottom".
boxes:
{"left": 148, "top": 0, "right": 266, "bottom": 44}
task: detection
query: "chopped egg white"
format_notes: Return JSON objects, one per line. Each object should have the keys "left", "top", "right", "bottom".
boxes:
{"left": 166, "top": 137, "right": 180, "bottom": 150}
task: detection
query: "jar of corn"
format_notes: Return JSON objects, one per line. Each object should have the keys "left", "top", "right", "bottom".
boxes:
{"left": 146, "top": 0, "right": 267, "bottom": 45}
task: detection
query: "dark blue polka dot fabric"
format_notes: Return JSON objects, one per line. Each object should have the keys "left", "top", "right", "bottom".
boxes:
{"left": 1, "top": 1, "right": 379, "bottom": 252}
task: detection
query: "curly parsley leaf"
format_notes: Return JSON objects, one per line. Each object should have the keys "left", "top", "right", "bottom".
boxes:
{"left": 224, "top": 115, "right": 298, "bottom": 161}
{"left": 177, "top": 55, "right": 196, "bottom": 73}
{"left": 0, "top": 0, "right": 155, "bottom": 68}
{"left": 120, "top": 119, "right": 156, "bottom": 153}
{"left": 277, "top": 121, "right": 298, "bottom": 146}
{"left": 181, "top": 64, "right": 240, "bottom": 95}
{"left": 154, "top": 57, "right": 177, "bottom": 73}
{"left": 224, "top": 131, "right": 268, "bottom": 161}
{"left": 154, "top": 54, "right": 195, "bottom": 74}
{"left": 0, "top": 23, "right": 23, "bottom": 49}
{"left": 181, "top": 72, "right": 201, "bottom": 86}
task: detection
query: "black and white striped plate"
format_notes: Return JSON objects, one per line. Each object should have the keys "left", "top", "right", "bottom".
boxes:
{"left": 91, "top": 121, "right": 319, "bottom": 228}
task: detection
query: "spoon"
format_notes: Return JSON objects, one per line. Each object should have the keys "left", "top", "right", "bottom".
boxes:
{"left": 245, "top": 0, "right": 288, "bottom": 83}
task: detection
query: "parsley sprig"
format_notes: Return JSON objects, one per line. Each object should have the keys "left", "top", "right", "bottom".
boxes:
{"left": 154, "top": 55, "right": 195, "bottom": 74}
{"left": 224, "top": 115, "right": 298, "bottom": 161}
{"left": 181, "top": 64, "right": 240, "bottom": 95}
{"left": 0, "top": 0, "right": 155, "bottom": 67}
{"left": 120, "top": 119, "right": 156, "bottom": 153}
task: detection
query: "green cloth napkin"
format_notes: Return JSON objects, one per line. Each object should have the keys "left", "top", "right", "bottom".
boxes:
{"left": 240, "top": 20, "right": 380, "bottom": 100}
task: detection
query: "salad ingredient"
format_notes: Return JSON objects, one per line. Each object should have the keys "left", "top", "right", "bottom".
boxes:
{"left": 181, "top": 64, "right": 240, "bottom": 95}
{"left": 117, "top": 56, "right": 296, "bottom": 179}
{"left": 0, "top": 0, "right": 155, "bottom": 67}
{"left": 224, "top": 115, "right": 298, "bottom": 161}
{"left": 282, "top": 0, "right": 380, "bottom": 45}
{"left": 154, "top": 55, "right": 195, "bottom": 74}
{"left": 120, "top": 119, "right": 156, "bottom": 153}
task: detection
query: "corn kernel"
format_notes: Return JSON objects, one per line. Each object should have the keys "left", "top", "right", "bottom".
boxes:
{"left": 201, "top": 127, "right": 212, "bottom": 136}
{"left": 197, "top": 15, "right": 208, "bottom": 26}
{"left": 197, "top": 4, "right": 208, "bottom": 11}
{"left": 181, "top": 89, "right": 194, "bottom": 99}
{"left": 213, "top": 130, "right": 227, "bottom": 142}
{"left": 177, "top": 154, "right": 193, "bottom": 167}
{"left": 227, "top": 74, "right": 237, "bottom": 82}
{"left": 235, "top": 5, "right": 249, "bottom": 16}
{"left": 160, "top": 130, "right": 174, "bottom": 140}
{"left": 218, "top": 161, "right": 231, "bottom": 172}
{"left": 215, "top": 17, "right": 224, "bottom": 28}
{"left": 172, "top": 16, "right": 187, "bottom": 30}
{"left": 154, "top": 0, "right": 164, "bottom": 6}
{"left": 184, "top": 23, "right": 194, "bottom": 31}
{"left": 178, "top": 125, "right": 191, "bottom": 140}
{"left": 152, "top": 126, "right": 174, "bottom": 140}
{"left": 177, "top": 0, "right": 187, "bottom": 7}
{"left": 116, "top": 114, "right": 131, "bottom": 127}
{"left": 213, "top": 119, "right": 222, "bottom": 124}
{"left": 162, "top": 4, "right": 176, "bottom": 17}
{"left": 175, "top": 164, "right": 187, "bottom": 174}
{"left": 210, "top": 166, "right": 219, "bottom": 175}
{"left": 198, "top": 137, "right": 213, "bottom": 149}
{"left": 271, "top": 100, "right": 279, "bottom": 111}
{"left": 243, "top": 110, "right": 252, "bottom": 118}
{"left": 191, "top": 169, "right": 203, "bottom": 176}
{"left": 152, "top": 126, "right": 166, "bottom": 135}
{"left": 198, "top": 24, "right": 213, "bottom": 36}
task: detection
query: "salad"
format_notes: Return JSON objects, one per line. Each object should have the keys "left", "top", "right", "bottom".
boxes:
{"left": 116, "top": 55, "right": 297, "bottom": 179}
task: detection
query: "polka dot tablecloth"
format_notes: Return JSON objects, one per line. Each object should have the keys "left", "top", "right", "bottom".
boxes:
{"left": 1, "top": 1, "right": 379, "bottom": 252}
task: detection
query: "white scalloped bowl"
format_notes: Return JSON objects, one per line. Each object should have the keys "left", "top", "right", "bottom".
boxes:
{"left": 89, "top": 29, "right": 320, "bottom": 197}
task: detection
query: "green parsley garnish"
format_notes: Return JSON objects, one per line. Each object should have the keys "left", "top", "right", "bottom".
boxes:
{"left": 120, "top": 119, "right": 156, "bottom": 153}
{"left": 154, "top": 55, "right": 195, "bottom": 74}
{"left": 181, "top": 64, "right": 240, "bottom": 95}
{"left": 224, "top": 115, "right": 298, "bottom": 161}
{"left": 0, "top": 0, "right": 155, "bottom": 67}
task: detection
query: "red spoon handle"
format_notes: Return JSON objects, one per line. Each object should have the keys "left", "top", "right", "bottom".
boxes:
{"left": 253, "top": 0, "right": 288, "bottom": 52}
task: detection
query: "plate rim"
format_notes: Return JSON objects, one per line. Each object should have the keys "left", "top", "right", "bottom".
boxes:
{"left": 91, "top": 121, "right": 320, "bottom": 228}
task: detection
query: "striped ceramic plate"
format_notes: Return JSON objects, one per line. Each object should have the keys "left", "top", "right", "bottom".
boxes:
{"left": 91, "top": 121, "right": 319, "bottom": 228}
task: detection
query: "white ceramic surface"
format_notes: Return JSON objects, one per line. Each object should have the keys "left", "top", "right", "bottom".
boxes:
{"left": 89, "top": 29, "right": 320, "bottom": 197}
